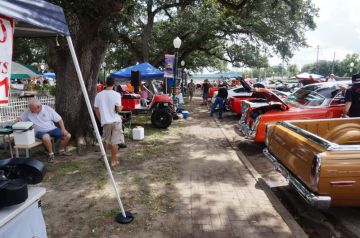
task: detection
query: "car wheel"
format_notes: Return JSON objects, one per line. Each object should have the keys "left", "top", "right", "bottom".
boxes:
{"left": 224, "top": 101, "right": 230, "bottom": 111}
{"left": 151, "top": 108, "right": 173, "bottom": 129}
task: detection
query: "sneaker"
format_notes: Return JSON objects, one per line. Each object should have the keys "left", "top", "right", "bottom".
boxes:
{"left": 118, "top": 143, "right": 127, "bottom": 149}
{"left": 58, "top": 150, "right": 72, "bottom": 156}
{"left": 48, "top": 153, "right": 55, "bottom": 163}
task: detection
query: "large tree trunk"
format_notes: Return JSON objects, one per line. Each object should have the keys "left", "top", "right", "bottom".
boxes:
{"left": 50, "top": 35, "right": 107, "bottom": 144}
{"left": 47, "top": 1, "right": 125, "bottom": 148}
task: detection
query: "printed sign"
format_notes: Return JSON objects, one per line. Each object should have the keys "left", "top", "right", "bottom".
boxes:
{"left": 164, "top": 54, "right": 174, "bottom": 78}
{"left": 0, "top": 15, "right": 13, "bottom": 105}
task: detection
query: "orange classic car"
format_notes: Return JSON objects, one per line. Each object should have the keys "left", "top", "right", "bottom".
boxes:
{"left": 239, "top": 81, "right": 349, "bottom": 142}
{"left": 264, "top": 118, "right": 360, "bottom": 208}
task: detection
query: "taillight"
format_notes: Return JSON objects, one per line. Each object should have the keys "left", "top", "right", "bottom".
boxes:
{"left": 310, "top": 155, "right": 321, "bottom": 191}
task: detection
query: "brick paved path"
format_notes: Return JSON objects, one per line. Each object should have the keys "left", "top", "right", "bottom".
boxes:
{"left": 172, "top": 99, "right": 307, "bottom": 238}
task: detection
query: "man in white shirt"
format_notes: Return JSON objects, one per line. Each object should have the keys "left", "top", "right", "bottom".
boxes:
{"left": 327, "top": 74, "right": 336, "bottom": 82}
{"left": 20, "top": 98, "right": 72, "bottom": 162}
{"left": 94, "top": 77, "right": 124, "bottom": 167}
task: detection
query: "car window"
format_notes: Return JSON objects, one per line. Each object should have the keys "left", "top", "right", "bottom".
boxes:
{"left": 233, "top": 88, "right": 246, "bottom": 93}
{"left": 286, "top": 88, "right": 325, "bottom": 106}
{"left": 315, "top": 86, "right": 339, "bottom": 98}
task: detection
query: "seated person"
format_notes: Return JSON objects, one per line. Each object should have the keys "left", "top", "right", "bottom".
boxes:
{"left": 139, "top": 84, "right": 149, "bottom": 107}
{"left": 20, "top": 98, "right": 72, "bottom": 162}
{"left": 175, "top": 87, "right": 185, "bottom": 112}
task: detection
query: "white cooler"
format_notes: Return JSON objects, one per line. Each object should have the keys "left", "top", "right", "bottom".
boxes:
{"left": 132, "top": 126, "right": 144, "bottom": 140}
{"left": 12, "top": 122, "right": 35, "bottom": 145}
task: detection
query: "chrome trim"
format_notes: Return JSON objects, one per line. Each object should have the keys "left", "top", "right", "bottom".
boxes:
{"left": 251, "top": 115, "right": 261, "bottom": 134}
{"left": 310, "top": 154, "right": 321, "bottom": 191}
{"left": 278, "top": 120, "right": 360, "bottom": 151}
{"left": 263, "top": 148, "right": 331, "bottom": 209}
{"left": 278, "top": 121, "right": 334, "bottom": 149}
{"left": 239, "top": 121, "right": 255, "bottom": 139}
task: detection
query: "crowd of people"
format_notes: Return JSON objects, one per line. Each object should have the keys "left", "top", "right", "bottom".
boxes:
{"left": 16, "top": 73, "right": 360, "bottom": 167}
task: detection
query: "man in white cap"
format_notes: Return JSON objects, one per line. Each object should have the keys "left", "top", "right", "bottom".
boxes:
{"left": 327, "top": 74, "right": 336, "bottom": 82}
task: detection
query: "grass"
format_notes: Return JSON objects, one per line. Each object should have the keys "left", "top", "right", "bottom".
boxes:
{"left": 38, "top": 111, "right": 188, "bottom": 237}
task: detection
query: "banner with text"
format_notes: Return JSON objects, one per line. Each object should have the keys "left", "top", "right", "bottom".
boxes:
{"left": 0, "top": 15, "right": 13, "bottom": 105}
{"left": 164, "top": 54, "right": 174, "bottom": 78}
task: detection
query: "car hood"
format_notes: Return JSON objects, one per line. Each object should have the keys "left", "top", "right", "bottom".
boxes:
{"left": 252, "top": 88, "right": 289, "bottom": 109}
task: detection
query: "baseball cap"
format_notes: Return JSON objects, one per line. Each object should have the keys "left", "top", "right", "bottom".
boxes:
{"left": 351, "top": 73, "right": 360, "bottom": 82}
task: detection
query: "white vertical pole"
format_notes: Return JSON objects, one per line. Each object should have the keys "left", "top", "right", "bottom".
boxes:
{"left": 66, "top": 36, "right": 127, "bottom": 217}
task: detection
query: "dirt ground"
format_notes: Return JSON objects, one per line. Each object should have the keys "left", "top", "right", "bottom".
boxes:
{"left": 17, "top": 101, "right": 197, "bottom": 238}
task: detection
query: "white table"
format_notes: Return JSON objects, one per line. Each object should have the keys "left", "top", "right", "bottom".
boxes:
{"left": 0, "top": 187, "right": 47, "bottom": 238}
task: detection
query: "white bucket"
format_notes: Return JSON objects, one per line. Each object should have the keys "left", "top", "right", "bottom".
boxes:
{"left": 132, "top": 126, "right": 144, "bottom": 140}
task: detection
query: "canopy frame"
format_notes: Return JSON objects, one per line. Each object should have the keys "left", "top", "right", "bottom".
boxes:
{"left": 0, "top": 0, "right": 133, "bottom": 224}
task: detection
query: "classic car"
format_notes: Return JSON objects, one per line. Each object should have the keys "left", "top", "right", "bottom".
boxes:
{"left": 264, "top": 118, "right": 360, "bottom": 208}
{"left": 239, "top": 81, "right": 350, "bottom": 142}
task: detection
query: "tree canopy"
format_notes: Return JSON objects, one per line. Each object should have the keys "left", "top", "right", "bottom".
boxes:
{"left": 102, "top": 0, "right": 318, "bottom": 71}
{"left": 11, "top": 0, "right": 319, "bottom": 142}
{"left": 301, "top": 53, "right": 360, "bottom": 77}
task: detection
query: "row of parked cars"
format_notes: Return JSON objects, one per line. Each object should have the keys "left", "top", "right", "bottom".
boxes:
{"left": 214, "top": 79, "right": 360, "bottom": 209}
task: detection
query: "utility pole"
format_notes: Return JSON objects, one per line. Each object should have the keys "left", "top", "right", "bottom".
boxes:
{"left": 331, "top": 51, "right": 336, "bottom": 74}
{"left": 316, "top": 45, "right": 320, "bottom": 74}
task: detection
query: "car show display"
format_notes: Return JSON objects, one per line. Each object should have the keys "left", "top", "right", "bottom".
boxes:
{"left": 239, "top": 82, "right": 348, "bottom": 142}
{"left": 264, "top": 118, "right": 360, "bottom": 208}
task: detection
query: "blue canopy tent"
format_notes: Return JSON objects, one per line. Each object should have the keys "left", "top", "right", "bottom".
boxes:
{"left": 0, "top": 0, "right": 132, "bottom": 223}
{"left": 111, "top": 62, "right": 164, "bottom": 79}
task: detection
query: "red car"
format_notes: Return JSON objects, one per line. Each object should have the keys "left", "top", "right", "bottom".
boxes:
{"left": 228, "top": 79, "right": 289, "bottom": 114}
{"left": 239, "top": 82, "right": 349, "bottom": 142}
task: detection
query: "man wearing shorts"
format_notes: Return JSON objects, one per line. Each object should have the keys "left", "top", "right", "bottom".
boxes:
{"left": 187, "top": 79, "right": 196, "bottom": 103}
{"left": 20, "top": 98, "right": 72, "bottom": 162}
{"left": 94, "top": 76, "right": 124, "bottom": 167}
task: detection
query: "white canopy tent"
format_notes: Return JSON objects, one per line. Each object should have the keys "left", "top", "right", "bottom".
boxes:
{"left": 0, "top": 0, "right": 132, "bottom": 223}
{"left": 296, "top": 72, "right": 324, "bottom": 79}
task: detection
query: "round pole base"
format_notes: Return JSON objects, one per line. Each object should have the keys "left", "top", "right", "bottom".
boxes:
{"left": 115, "top": 211, "right": 134, "bottom": 224}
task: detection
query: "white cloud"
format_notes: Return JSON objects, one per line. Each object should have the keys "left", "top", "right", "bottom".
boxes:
{"left": 270, "top": 0, "right": 360, "bottom": 69}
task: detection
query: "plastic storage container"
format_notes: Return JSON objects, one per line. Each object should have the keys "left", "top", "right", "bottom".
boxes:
{"left": 12, "top": 122, "right": 35, "bottom": 145}
{"left": 182, "top": 111, "right": 189, "bottom": 119}
{"left": 132, "top": 126, "right": 144, "bottom": 140}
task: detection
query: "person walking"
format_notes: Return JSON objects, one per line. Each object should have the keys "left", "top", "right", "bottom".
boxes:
{"left": 202, "top": 79, "right": 210, "bottom": 105}
{"left": 210, "top": 84, "right": 228, "bottom": 119}
{"left": 343, "top": 73, "right": 360, "bottom": 117}
{"left": 187, "top": 79, "right": 196, "bottom": 104}
{"left": 94, "top": 76, "right": 124, "bottom": 167}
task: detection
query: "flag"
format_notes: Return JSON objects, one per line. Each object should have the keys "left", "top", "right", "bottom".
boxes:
{"left": 164, "top": 54, "right": 174, "bottom": 78}
{"left": 0, "top": 15, "right": 14, "bottom": 105}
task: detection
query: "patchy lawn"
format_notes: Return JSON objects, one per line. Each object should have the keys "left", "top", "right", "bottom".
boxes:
{"left": 27, "top": 114, "right": 187, "bottom": 238}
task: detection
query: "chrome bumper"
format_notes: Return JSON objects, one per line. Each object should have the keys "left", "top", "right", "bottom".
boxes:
{"left": 238, "top": 121, "right": 255, "bottom": 139}
{"left": 263, "top": 148, "right": 331, "bottom": 209}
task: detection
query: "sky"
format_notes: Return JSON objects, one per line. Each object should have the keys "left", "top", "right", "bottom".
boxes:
{"left": 270, "top": 0, "right": 360, "bottom": 69}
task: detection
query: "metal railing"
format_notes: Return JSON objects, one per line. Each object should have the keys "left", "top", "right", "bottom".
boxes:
{"left": 0, "top": 96, "right": 55, "bottom": 127}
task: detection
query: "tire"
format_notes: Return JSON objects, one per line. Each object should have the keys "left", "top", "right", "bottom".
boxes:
{"left": 151, "top": 108, "right": 173, "bottom": 129}
{"left": 224, "top": 100, "right": 230, "bottom": 111}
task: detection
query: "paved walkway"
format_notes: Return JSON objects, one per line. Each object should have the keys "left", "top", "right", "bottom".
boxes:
{"left": 173, "top": 98, "right": 307, "bottom": 238}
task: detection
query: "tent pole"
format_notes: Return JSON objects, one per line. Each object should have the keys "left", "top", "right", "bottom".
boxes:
{"left": 66, "top": 36, "right": 133, "bottom": 224}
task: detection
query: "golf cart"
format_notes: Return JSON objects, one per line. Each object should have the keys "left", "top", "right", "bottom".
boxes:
{"left": 117, "top": 79, "right": 177, "bottom": 129}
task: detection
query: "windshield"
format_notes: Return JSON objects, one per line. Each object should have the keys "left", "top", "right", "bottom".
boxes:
{"left": 285, "top": 84, "right": 340, "bottom": 107}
